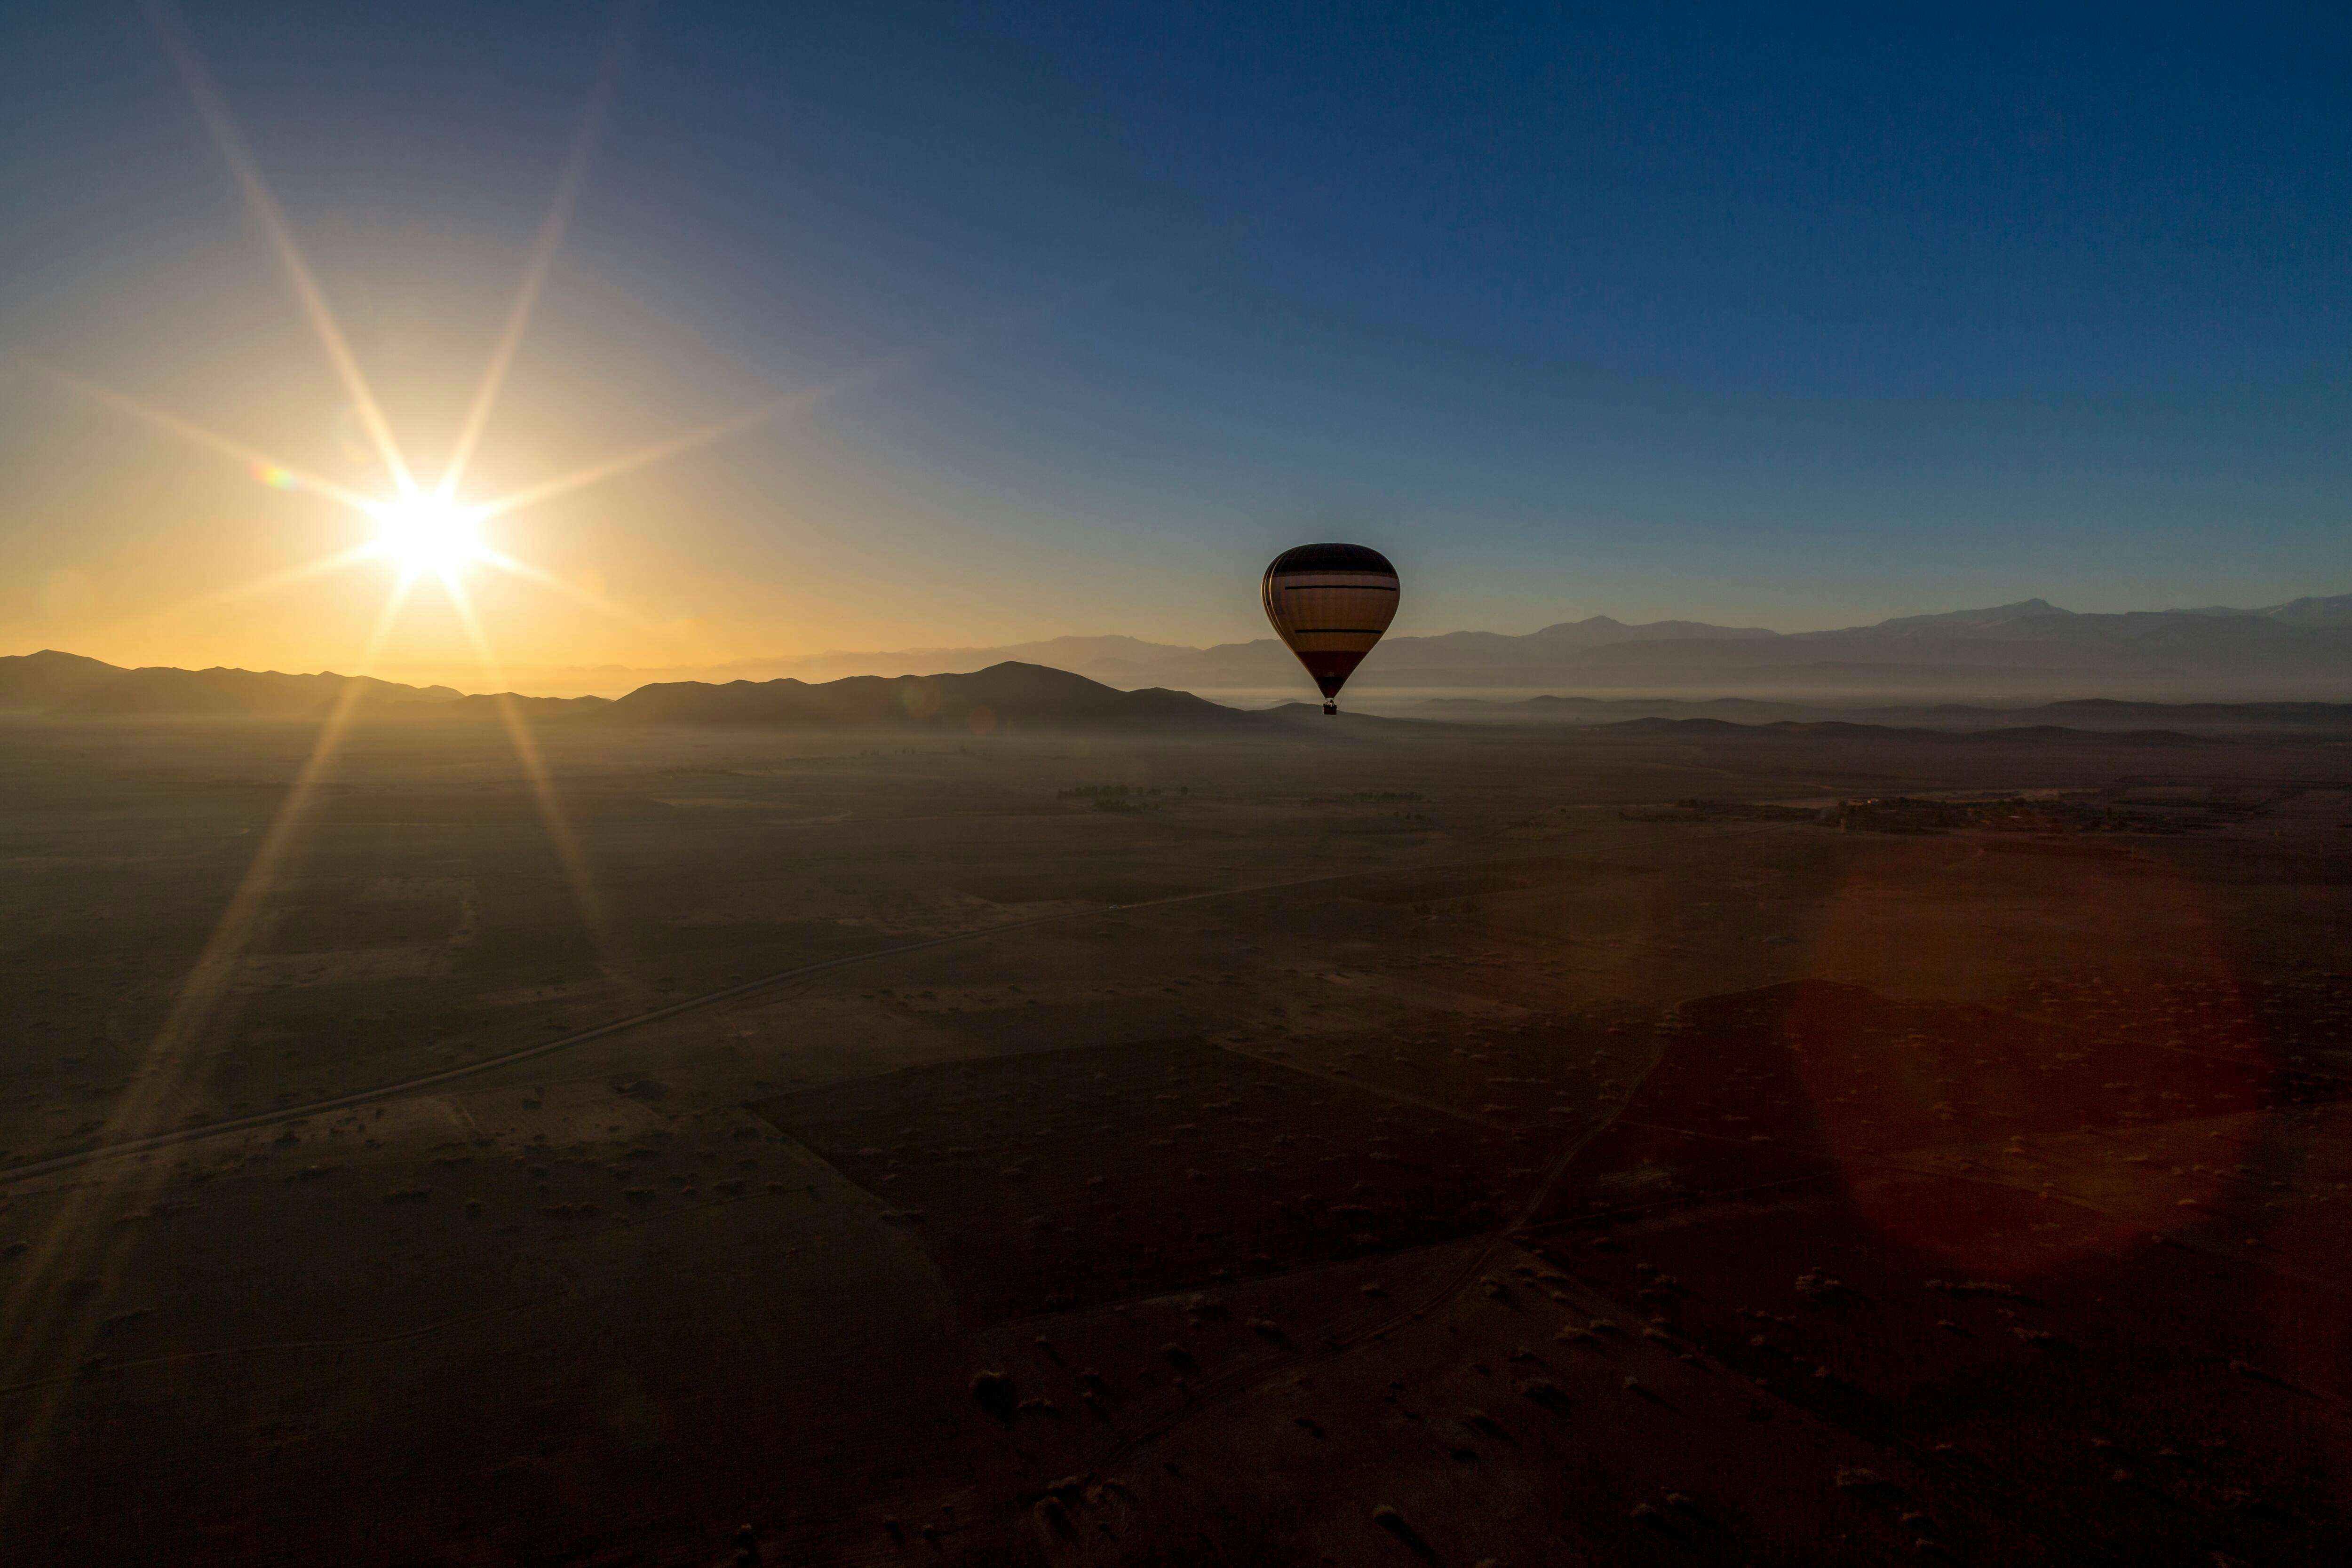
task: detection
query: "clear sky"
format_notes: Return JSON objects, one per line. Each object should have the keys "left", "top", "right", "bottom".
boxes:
{"left": 3, "top": 2, "right": 2349, "bottom": 677}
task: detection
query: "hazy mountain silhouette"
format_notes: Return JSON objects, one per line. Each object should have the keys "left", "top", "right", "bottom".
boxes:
{"left": 0, "top": 649, "right": 129, "bottom": 710}
{"left": 2260, "top": 594, "right": 2352, "bottom": 628}
{"left": 1327, "top": 593, "right": 2352, "bottom": 696}
{"left": 0, "top": 652, "right": 1245, "bottom": 730}
{"left": 402, "top": 590, "right": 2352, "bottom": 700}
{"left": 0, "top": 652, "right": 596, "bottom": 720}
{"left": 51, "top": 666, "right": 464, "bottom": 718}
{"left": 596, "top": 661, "right": 1257, "bottom": 732}
{"left": 11, "top": 587, "right": 2352, "bottom": 716}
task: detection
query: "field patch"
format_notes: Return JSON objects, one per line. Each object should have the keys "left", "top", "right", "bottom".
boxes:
{"left": 955, "top": 873, "right": 1210, "bottom": 906}
{"left": 749, "top": 1037, "right": 1523, "bottom": 1323}
{"left": 235, "top": 943, "right": 454, "bottom": 991}
{"left": 1351, "top": 855, "right": 1648, "bottom": 905}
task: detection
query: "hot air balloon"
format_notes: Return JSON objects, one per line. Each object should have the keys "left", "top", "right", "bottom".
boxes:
{"left": 1261, "top": 543, "right": 1399, "bottom": 715}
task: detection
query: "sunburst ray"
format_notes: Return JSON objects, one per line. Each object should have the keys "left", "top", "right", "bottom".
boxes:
{"left": 27, "top": 358, "right": 389, "bottom": 516}
{"left": 0, "top": 573, "right": 415, "bottom": 1526}
{"left": 149, "top": 2, "right": 417, "bottom": 495}
{"left": 441, "top": 575, "right": 622, "bottom": 969}
{"left": 472, "top": 546, "right": 654, "bottom": 628}
{"left": 466, "top": 395, "right": 803, "bottom": 523}
{"left": 437, "top": 8, "right": 633, "bottom": 501}
{"left": 468, "top": 340, "right": 938, "bottom": 523}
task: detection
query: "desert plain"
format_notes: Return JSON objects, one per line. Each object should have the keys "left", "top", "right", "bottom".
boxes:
{"left": 3, "top": 705, "right": 2352, "bottom": 1566}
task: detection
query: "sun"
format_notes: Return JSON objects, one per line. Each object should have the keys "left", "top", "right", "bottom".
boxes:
{"left": 371, "top": 494, "right": 485, "bottom": 578}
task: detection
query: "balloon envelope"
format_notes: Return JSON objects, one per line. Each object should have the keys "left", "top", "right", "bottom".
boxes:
{"left": 1261, "top": 542, "right": 1399, "bottom": 711}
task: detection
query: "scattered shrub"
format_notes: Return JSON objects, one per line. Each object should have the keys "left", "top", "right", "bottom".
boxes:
{"left": 1031, "top": 1493, "right": 1075, "bottom": 1536}
{"left": 969, "top": 1369, "right": 1016, "bottom": 1422}
{"left": 1835, "top": 1466, "right": 1900, "bottom": 1494}
{"left": 96, "top": 1307, "right": 153, "bottom": 1337}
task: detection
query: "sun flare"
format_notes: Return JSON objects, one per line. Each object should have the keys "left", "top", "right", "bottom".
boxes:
{"left": 370, "top": 494, "right": 485, "bottom": 578}
{"left": 41, "top": 6, "right": 793, "bottom": 656}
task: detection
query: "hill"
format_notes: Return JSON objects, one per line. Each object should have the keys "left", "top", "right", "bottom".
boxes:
{"left": 52, "top": 665, "right": 465, "bottom": 718}
{"left": 0, "top": 651, "right": 596, "bottom": 720}
{"left": 0, "top": 649, "right": 133, "bottom": 711}
{"left": 595, "top": 661, "right": 1258, "bottom": 733}
{"left": 0, "top": 653, "right": 1252, "bottom": 732}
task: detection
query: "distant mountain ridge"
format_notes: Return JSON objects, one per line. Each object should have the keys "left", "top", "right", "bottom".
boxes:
{"left": 1117, "top": 592, "right": 2352, "bottom": 697}
{"left": 363, "top": 590, "right": 2352, "bottom": 700}
{"left": 597, "top": 662, "right": 1254, "bottom": 732}
{"left": 9, "top": 587, "right": 2351, "bottom": 714}
{"left": 0, "top": 651, "right": 1257, "bottom": 734}
{"left": 6, "top": 646, "right": 2347, "bottom": 738}
{"left": 0, "top": 650, "right": 580, "bottom": 720}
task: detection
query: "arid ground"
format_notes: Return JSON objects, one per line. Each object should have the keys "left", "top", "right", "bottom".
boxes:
{"left": 4, "top": 711, "right": 2351, "bottom": 1565}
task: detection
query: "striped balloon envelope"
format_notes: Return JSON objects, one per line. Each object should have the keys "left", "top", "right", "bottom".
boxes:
{"left": 1260, "top": 542, "right": 1400, "bottom": 714}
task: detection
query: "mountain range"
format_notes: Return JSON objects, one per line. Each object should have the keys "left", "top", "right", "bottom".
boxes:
{"left": 0, "top": 651, "right": 1268, "bottom": 734}
{"left": 598, "top": 663, "right": 1252, "bottom": 732}
{"left": 0, "top": 651, "right": 601, "bottom": 721}
{"left": 369, "top": 591, "right": 2352, "bottom": 701}
{"left": 7, "top": 591, "right": 2350, "bottom": 724}
{"left": 7, "top": 646, "right": 2348, "bottom": 741}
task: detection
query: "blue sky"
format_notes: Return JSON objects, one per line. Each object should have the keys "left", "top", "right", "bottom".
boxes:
{"left": 2, "top": 2, "right": 2348, "bottom": 671}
